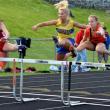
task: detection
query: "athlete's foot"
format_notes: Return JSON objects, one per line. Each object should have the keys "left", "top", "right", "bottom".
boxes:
{"left": 71, "top": 49, "right": 77, "bottom": 57}
{"left": 69, "top": 46, "right": 77, "bottom": 58}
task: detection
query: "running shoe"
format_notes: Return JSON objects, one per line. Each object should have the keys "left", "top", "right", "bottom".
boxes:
{"left": 71, "top": 49, "right": 77, "bottom": 57}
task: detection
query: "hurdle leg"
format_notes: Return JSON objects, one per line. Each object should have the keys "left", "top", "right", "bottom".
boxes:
{"left": 61, "top": 62, "right": 85, "bottom": 106}
{"left": 19, "top": 58, "right": 37, "bottom": 102}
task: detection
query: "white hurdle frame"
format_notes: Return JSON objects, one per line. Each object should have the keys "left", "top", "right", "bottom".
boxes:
{"left": 0, "top": 57, "right": 70, "bottom": 103}
{"left": 0, "top": 57, "right": 110, "bottom": 106}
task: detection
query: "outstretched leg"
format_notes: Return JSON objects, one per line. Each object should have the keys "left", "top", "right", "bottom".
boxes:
{"left": 3, "top": 37, "right": 31, "bottom": 58}
{"left": 53, "top": 37, "right": 76, "bottom": 58}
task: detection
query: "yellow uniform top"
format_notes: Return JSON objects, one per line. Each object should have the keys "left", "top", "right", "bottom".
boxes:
{"left": 56, "top": 18, "right": 75, "bottom": 41}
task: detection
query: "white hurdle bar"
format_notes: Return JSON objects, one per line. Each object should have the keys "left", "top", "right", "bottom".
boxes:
{"left": 0, "top": 57, "right": 67, "bottom": 65}
{"left": 0, "top": 57, "right": 110, "bottom": 105}
{"left": 0, "top": 57, "right": 110, "bottom": 67}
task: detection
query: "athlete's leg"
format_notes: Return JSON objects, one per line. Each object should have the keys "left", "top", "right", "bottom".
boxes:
{"left": 3, "top": 42, "right": 18, "bottom": 51}
{"left": 95, "top": 43, "right": 110, "bottom": 55}
{"left": 76, "top": 41, "right": 95, "bottom": 51}
{"left": 58, "top": 38, "right": 74, "bottom": 50}
{"left": 64, "top": 52, "right": 72, "bottom": 60}
{"left": 80, "top": 49, "right": 87, "bottom": 62}
{"left": 3, "top": 38, "right": 29, "bottom": 58}
{"left": 56, "top": 53, "right": 65, "bottom": 61}
{"left": 59, "top": 38, "right": 76, "bottom": 57}
{"left": 97, "top": 52, "right": 103, "bottom": 63}
{"left": 53, "top": 37, "right": 76, "bottom": 57}
{"left": 103, "top": 54, "right": 108, "bottom": 63}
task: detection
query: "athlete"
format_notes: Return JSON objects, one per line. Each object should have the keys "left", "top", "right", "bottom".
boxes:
{"left": 97, "top": 26, "right": 110, "bottom": 63}
{"left": 32, "top": 0, "right": 86, "bottom": 60}
{"left": 76, "top": 15, "right": 110, "bottom": 56}
{"left": 0, "top": 20, "right": 30, "bottom": 70}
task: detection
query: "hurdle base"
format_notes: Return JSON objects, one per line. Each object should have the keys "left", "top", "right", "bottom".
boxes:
{"left": 22, "top": 98, "right": 39, "bottom": 102}
{"left": 63, "top": 101, "right": 85, "bottom": 106}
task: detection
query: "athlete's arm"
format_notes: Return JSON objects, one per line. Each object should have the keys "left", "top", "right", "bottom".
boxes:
{"left": 80, "top": 29, "right": 90, "bottom": 43}
{"left": 73, "top": 22, "right": 87, "bottom": 29}
{"left": 80, "top": 34, "right": 88, "bottom": 43}
{"left": 32, "top": 20, "right": 57, "bottom": 31}
{"left": 0, "top": 21, "right": 10, "bottom": 39}
{"left": 96, "top": 27, "right": 105, "bottom": 37}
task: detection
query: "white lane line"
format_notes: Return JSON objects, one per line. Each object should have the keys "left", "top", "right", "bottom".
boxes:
{"left": 38, "top": 105, "right": 70, "bottom": 110}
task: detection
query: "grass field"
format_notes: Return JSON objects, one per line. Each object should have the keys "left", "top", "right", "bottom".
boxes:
{"left": 0, "top": 0, "right": 110, "bottom": 72}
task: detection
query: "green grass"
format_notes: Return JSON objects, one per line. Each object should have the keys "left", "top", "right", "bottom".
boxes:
{"left": 0, "top": 0, "right": 110, "bottom": 75}
{"left": 1, "top": 0, "right": 110, "bottom": 37}
{"left": 0, "top": 0, "right": 56, "bottom": 37}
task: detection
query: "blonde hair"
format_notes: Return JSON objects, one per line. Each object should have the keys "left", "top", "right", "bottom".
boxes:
{"left": 54, "top": 0, "right": 70, "bottom": 16}
{"left": 54, "top": 0, "right": 69, "bottom": 10}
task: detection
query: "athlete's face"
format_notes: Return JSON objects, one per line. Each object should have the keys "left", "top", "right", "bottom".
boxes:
{"left": 88, "top": 17, "right": 97, "bottom": 29}
{"left": 58, "top": 9, "right": 68, "bottom": 20}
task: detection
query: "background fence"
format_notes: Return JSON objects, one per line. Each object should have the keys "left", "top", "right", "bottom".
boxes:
{"left": 45, "top": 0, "right": 110, "bottom": 10}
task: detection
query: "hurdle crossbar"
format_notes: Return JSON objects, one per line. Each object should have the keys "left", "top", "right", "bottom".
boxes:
{"left": 0, "top": 57, "right": 67, "bottom": 65}
{"left": 0, "top": 57, "right": 110, "bottom": 68}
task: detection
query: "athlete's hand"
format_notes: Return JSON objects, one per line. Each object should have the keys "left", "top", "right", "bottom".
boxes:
{"left": 96, "top": 31, "right": 102, "bottom": 35}
{"left": 32, "top": 25, "right": 39, "bottom": 31}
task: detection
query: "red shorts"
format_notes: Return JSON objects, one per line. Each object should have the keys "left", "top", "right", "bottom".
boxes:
{"left": 0, "top": 41, "right": 5, "bottom": 51}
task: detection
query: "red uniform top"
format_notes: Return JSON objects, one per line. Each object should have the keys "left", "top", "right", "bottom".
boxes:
{"left": 75, "top": 29, "right": 84, "bottom": 45}
{"left": 85, "top": 24, "right": 105, "bottom": 45}
{"left": 0, "top": 30, "right": 5, "bottom": 51}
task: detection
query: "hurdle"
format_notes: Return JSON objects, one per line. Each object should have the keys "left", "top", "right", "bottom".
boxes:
{"left": 0, "top": 57, "right": 110, "bottom": 106}
{"left": 0, "top": 57, "right": 85, "bottom": 105}
{"left": 0, "top": 57, "right": 72, "bottom": 103}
